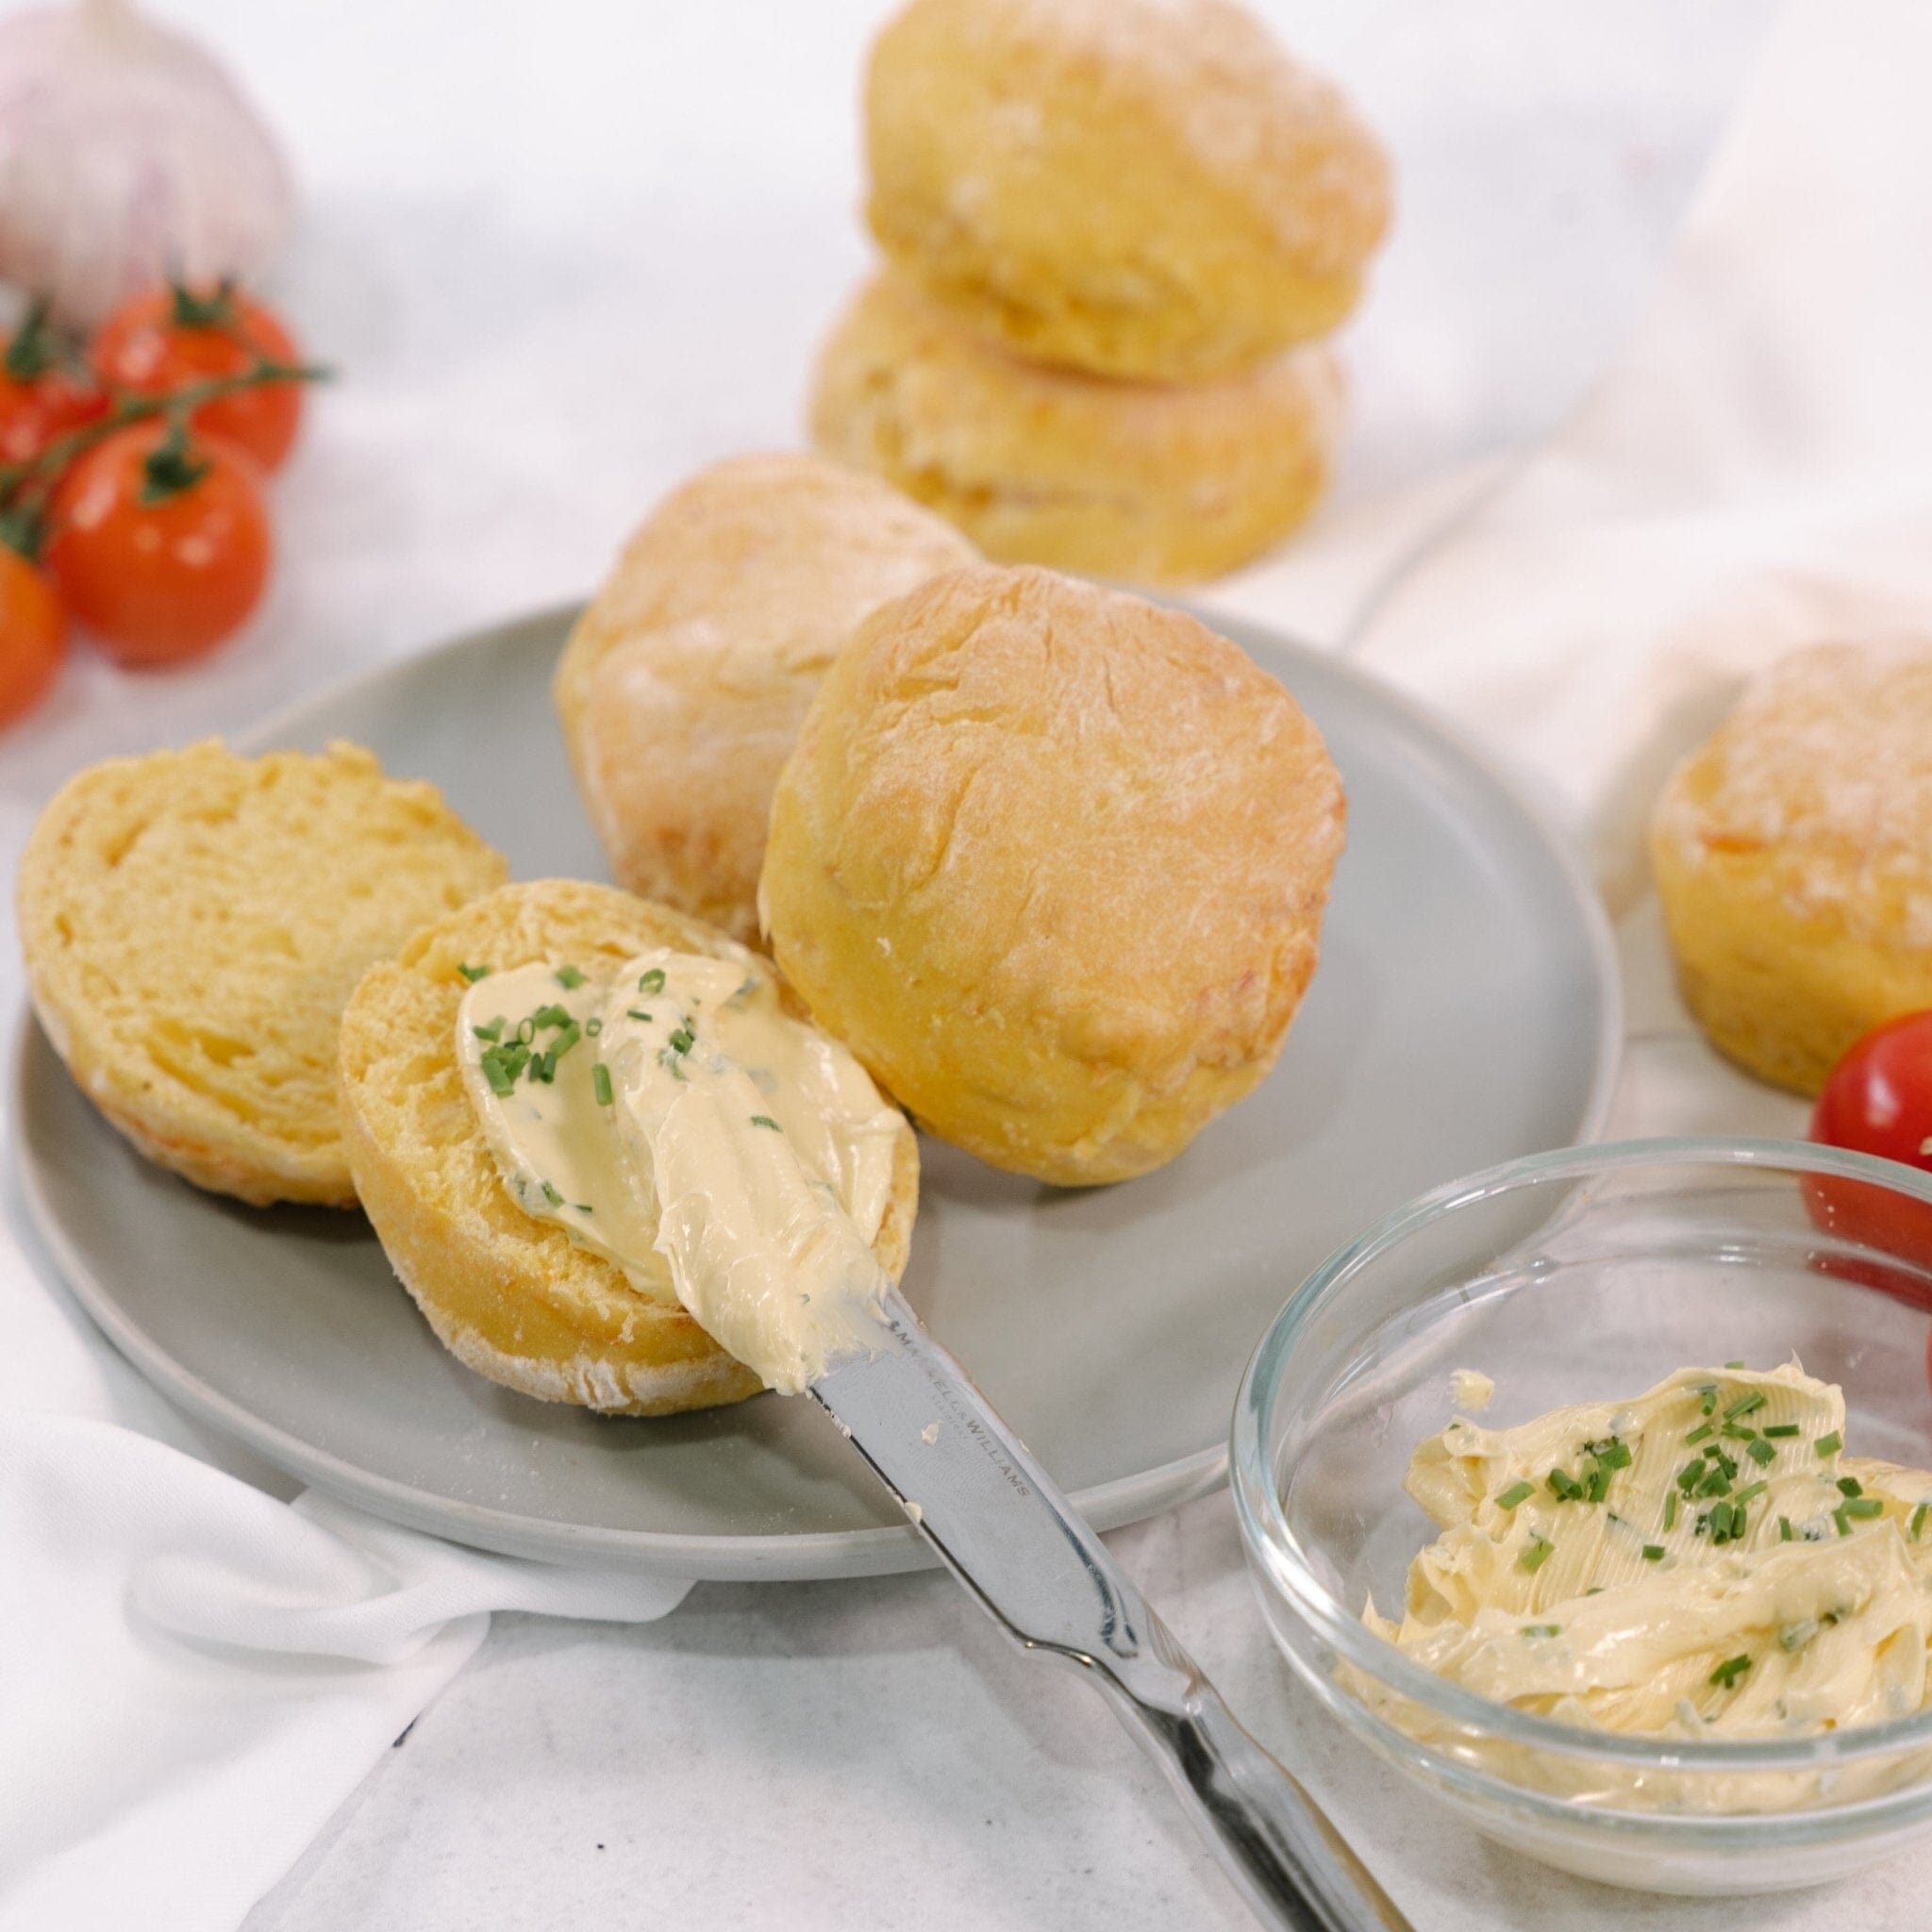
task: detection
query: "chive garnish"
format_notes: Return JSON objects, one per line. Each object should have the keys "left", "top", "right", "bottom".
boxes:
{"left": 517, "top": 1017, "right": 537, "bottom": 1044}
{"left": 592, "top": 1063, "right": 613, "bottom": 1107}
{"left": 1779, "top": 1620, "right": 1818, "bottom": 1654}
{"left": 1913, "top": 1504, "right": 1929, "bottom": 1542}
{"left": 1747, "top": 1438, "right": 1776, "bottom": 1466}
{"left": 575, "top": 1204, "right": 592, "bottom": 1214}
{"left": 1664, "top": 1492, "right": 1677, "bottom": 1530}
{"left": 1763, "top": 1424, "right": 1800, "bottom": 1439}
{"left": 1724, "top": 1360, "right": 1746, "bottom": 1371}
{"left": 1496, "top": 1480, "right": 1535, "bottom": 1510}
{"left": 1724, "top": 1391, "right": 1767, "bottom": 1421}
{"left": 473, "top": 1018, "right": 505, "bottom": 1041}
{"left": 530, "top": 1003, "right": 571, "bottom": 1030}
{"left": 1834, "top": 1506, "right": 1852, "bottom": 1537}
{"left": 1838, "top": 1476, "right": 1863, "bottom": 1498}
{"left": 1734, "top": 1479, "right": 1767, "bottom": 1507}
{"left": 749, "top": 1114, "right": 781, "bottom": 1131}
{"left": 1642, "top": 1544, "right": 1665, "bottom": 1561}
{"left": 540, "top": 1180, "right": 562, "bottom": 1206}
{"left": 1521, "top": 1534, "right": 1555, "bottom": 1573}
{"left": 1779, "top": 1515, "right": 1793, "bottom": 1541}
{"left": 1685, "top": 1423, "right": 1714, "bottom": 1444}
{"left": 1700, "top": 1388, "right": 1719, "bottom": 1416}
{"left": 458, "top": 963, "right": 490, "bottom": 983}
{"left": 1721, "top": 1423, "right": 1757, "bottom": 1441}
{"left": 639, "top": 968, "right": 666, "bottom": 994}
{"left": 1816, "top": 1431, "right": 1842, "bottom": 1457}
{"left": 1521, "top": 1624, "right": 1561, "bottom": 1638}
{"left": 586, "top": 1017, "right": 603, "bottom": 1037}
{"left": 556, "top": 964, "right": 585, "bottom": 989}
{"left": 627, "top": 1009, "right": 653, "bottom": 1023}
{"left": 667, "top": 1024, "right": 695, "bottom": 1056}
{"left": 1844, "top": 1497, "right": 1884, "bottom": 1519}
{"left": 1709, "top": 1654, "right": 1752, "bottom": 1690}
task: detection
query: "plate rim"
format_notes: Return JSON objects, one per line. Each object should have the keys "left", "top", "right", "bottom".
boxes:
{"left": 11, "top": 598, "right": 1622, "bottom": 1579}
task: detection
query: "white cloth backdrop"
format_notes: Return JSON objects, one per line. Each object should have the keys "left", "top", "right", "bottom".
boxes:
{"left": 17, "top": 0, "right": 1932, "bottom": 1926}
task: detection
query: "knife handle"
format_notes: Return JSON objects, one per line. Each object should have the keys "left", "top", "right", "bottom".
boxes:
{"left": 1082, "top": 1612, "right": 1413, "bottom": 1932}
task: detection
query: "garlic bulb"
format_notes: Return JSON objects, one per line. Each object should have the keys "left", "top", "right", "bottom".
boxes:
{"left": 0, "top": 0, "right": 293, "bottom": 326}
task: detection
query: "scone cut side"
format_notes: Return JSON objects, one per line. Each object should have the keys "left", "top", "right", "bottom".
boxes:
{"left": 339, "top": 878, "right": 920, "bottom": 1416}
{"left": 16, "top": 738, "right": 507, "bottom": 1208}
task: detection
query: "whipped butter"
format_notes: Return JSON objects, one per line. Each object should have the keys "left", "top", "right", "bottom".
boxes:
{"left": 456, "top": 948, "right": 904, "bottom": 1393}
{"left": 1370, "top": 1363, "right": 1932, "bottom": 1761}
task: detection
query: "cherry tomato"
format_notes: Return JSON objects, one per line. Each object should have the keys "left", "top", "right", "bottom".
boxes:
{"left": 92, "top": 282, "right": 305, "bottom": 473}
{"left": 1805, "top": 1011, "right": 1932, "bottom": 1286}
{"left": 0, "top": 301, "right": 108, "bottom": 466}
{"left": 0, "top": 543, "right": 65, "bottom": 724}
{"left": 45, "top": 422, "right": 272, "bottom": 666}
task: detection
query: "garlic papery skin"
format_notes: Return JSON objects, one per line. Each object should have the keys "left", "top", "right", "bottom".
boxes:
{"left": 0, "top": 0, "right": 294, "bottom": 326}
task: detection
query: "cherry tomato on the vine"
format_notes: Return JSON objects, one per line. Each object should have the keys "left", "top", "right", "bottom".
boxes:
{"left": 92, "top": 282, "right": 306, "bottom": 473}
{"left": 0, "top": 542, "right": 65, "bottom": 724}
{"left": 0, "top": 300, "right": 108, "bottom": 467}
{"left": 1805, "top": 1010, "right": 1932, "bottom": 1292}
{"left": 46, "top": 421, "right": 272, "bottom": 666}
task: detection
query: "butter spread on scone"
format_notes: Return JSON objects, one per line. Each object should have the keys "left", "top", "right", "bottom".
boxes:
{"left": 457, "top": 948, "right": 903, "bottom": 1393}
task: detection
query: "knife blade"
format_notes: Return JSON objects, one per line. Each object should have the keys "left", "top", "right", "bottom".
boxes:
{"left": 811, "top": 1291, "right": 1413, "bottom": 1932}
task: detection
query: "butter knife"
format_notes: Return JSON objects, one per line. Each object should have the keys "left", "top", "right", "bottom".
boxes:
{"left": 810, "top": 1291, "right": 1412, "bottom": 1932}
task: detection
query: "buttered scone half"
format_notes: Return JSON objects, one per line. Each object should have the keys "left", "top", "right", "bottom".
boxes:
{"left": 864, "top": 0, "right": 1391, "bottom": 382}
{"left": 339, "top": 880, "right": 920, "bottom": 1415}
{"left": 17, "top": 740, "right": 506, "bottom": 1207}
{"left": 760, "top": 566, "right": 1345, "bottom": 1186}
{"left": 811, "top": 272, "right": 1342, "bottom": 588}
{"left": 554, "top": 454, "right": 976, "bottom": 948}
{"left": 1652, "top": 641, "right": 1932, "bottom": 1095}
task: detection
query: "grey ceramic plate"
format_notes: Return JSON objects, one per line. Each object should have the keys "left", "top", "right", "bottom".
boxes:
{"left": 14, "top": 602, "right": 1620, "bottom": 1579}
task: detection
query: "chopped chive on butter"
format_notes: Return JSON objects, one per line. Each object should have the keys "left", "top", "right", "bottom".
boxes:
{"left": 1816, "top": 1431, "right": 1842, "bottom": 1457}
{"left": 555, "top": 964, "right": 585, "bottom": 989}
{"left": 1763, "top": 1424, "right": 1800, "bottom": 1439}
{"left": 1844, "top": 1497, "right": 1884, "bottom": 1519}
{"left": 530, "top": 1003, "right": 571, "bottom": 1030}
{"left": 1700, "top": 1387, "right": 1719, "bottom": 1416}
{"left": 575, "top": 1203, "right": 592, "bottom": 1213}
{"left": 1838, "top": 1476, "right": 1863, "bottom": 1498}
{"left": 1664, "top": 1492, "right": 1677, "bottom": 1531}
{"left": 586, "top": 1017, "right": 602, "bottom": 1037}
{"left": 540, "top": 1180, "right": 562, "bottom": 1206}
{"left": 1709, "top": 1653, "right": 1752, "bottom": 1690}
{"left": 1834, "top": 1506, "right": 1852, "bottom": 1537}
{"left": 1724, "top": 1360, "right": 1746, "bottom": 1371}
{"left": 592, "top": 1063, "right": 613, "bottom": 1107}
{"left": 472, "top": 1017, "right": 505, "bottom": 1042}
{"left": 1913, "top": 1503, "right": 1930, "bottom": 1542}
{"left": 1779, "top": 1620, "right": 1818, "bottom": 1654}
{"left": 1642, "top": 1544, "right": 1665, "bottom": 1561}
{"left": 1520, "top": 1624, "right": 1561, "bottom": 1638}
{"left": 1734, "top": 1479, "right": 1767, "bottom": 1507}
{"left": 627, "top": 1009, "right": 653, "bottom": 1023}
{"left": 516, "top": 1017, "right": 537, "bottom": 1044}
{"left": 1780, "top": 1515, "right": 1793, "bottom": 1541}
{"left": 1547, "top": 1468, "right": 1582, "bottom": 1502}
{"left": 1685, "top": 1423, "right": 1713, "bottom": 1444}
{"left": 1724, "top": 1391, "right": 1767, "bottom": 1421}
{"left": 1520, "top": 1534, "right": 1555, "bottom": 1573}
{"left": 667, "top": 1024, "right": 695, "bottom": 1056}
{"left": 1747, "top": 1438, "right": 1776, "bottom": 1466}
{"left": 750, "top": 1114, "right": 782, "bottom": 1131}
{"left": 458, "top": 963, "right": 490, "bottom": 983}
{"left": 1721, "top": 1422, "right": 1757, "bottom": 1441}
{"left": 639, "top": 968, "right": 666, "bottom": 995}
{"left": 1495, "top": 1480, "right": 1535, "bottom": 1510}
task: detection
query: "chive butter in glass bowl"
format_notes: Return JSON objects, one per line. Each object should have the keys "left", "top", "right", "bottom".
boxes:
{"left": 1232, "top": 1138, "right": 1932, "bottom": 1896}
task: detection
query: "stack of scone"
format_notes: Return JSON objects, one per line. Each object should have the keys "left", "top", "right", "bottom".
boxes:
{"left": 809, "top": 0, "right": 1392, "bottom": 586}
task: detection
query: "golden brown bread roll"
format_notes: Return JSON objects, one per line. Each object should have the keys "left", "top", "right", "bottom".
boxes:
{"left": 810, "top": 272, "right": 1342, "bottom": 587}
{"left": 759, "top": 565, "right": 1345, "bottom": 1184}
{"left": 1652, "top": 642, "right": 1932, "bottom": 1094}
{"left": 554, "top": 454, "right": 976, "bottom": 945}
{"left": 338, "top": 878, "right": 921, "bottom": 1415}
{"left": 863, "top": 0, "right": 1391, "bottom": 382}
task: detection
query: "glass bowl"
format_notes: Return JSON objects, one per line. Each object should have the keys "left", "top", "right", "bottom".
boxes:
{"left": 1232, "top": 1138, "right": 1932, "bottom": 1896}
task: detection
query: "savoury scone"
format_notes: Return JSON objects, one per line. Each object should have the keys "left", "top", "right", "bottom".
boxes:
{"left": 1652, "top": 642, "right": 1932, "bottom": 1095}
{"left": 810, "top": 271, "right": 1341, "bottom": 586}
{"left": 863, "top": 0, "right": 1391, "bottom": 382}
{"left": 553, "top": 454, "right": 976, "bottom": 946}
{"left": 17, "top": 740, "right": 506, "bottom": 1207}
{"left": 759, "top": 565, "right": 1344, "bottom": 1185}
{"left": 338, "top": 878, "right": 920, "bottom": 1415}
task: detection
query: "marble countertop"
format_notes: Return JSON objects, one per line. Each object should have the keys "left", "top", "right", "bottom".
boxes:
{"left": 8, "top": 1, "right": 1854, "bottom": 1924}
